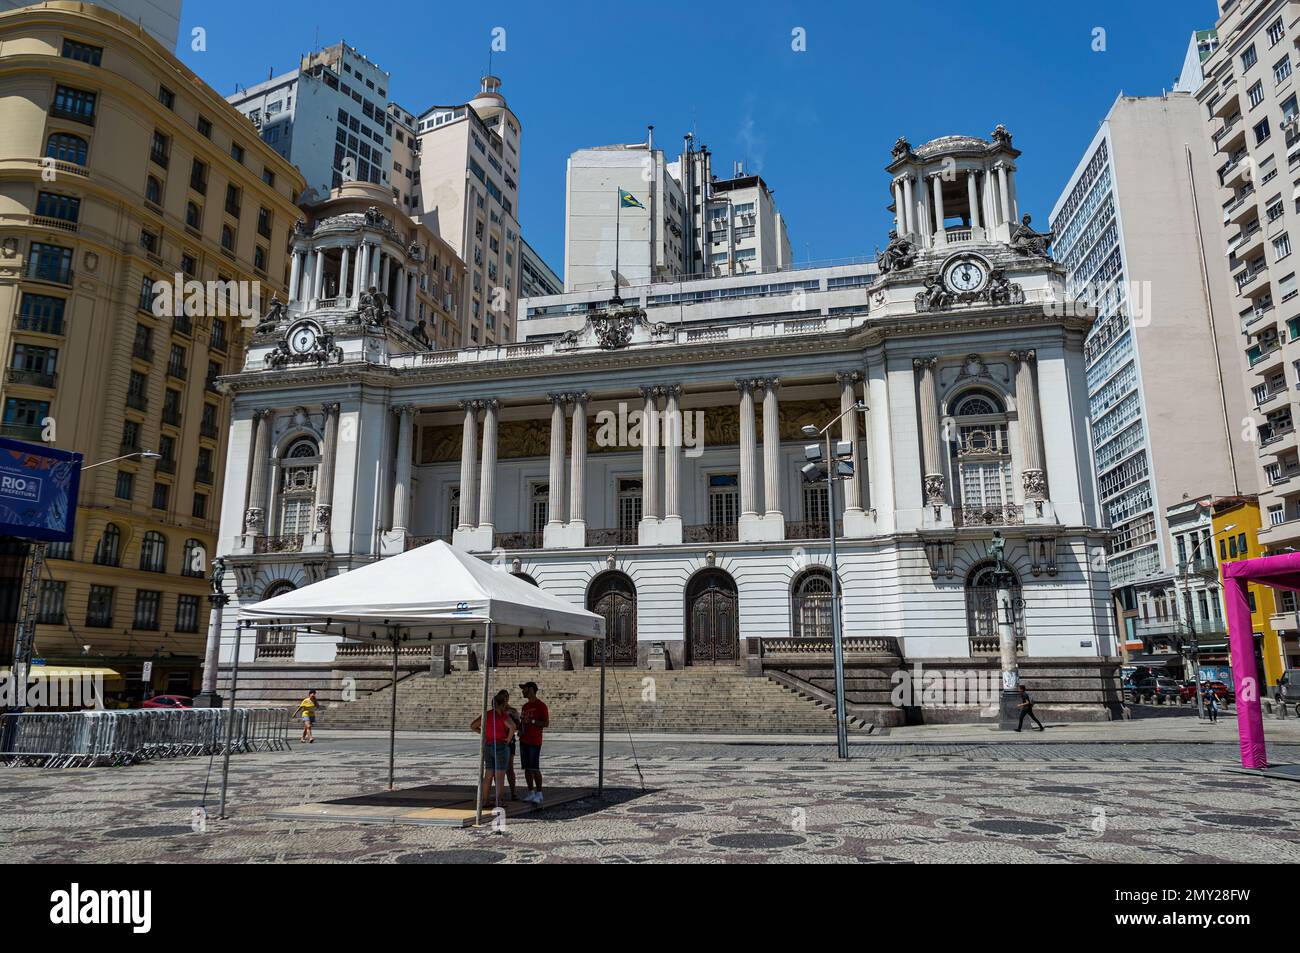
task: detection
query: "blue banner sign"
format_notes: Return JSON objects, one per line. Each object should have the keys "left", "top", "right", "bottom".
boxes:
{"left": 0, "top": 438, "right": 82, "bottom": 542}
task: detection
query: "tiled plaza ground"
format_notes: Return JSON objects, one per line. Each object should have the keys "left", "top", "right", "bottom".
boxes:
{"left": 4, "top": 723, "right": 1300, "bottom": 863}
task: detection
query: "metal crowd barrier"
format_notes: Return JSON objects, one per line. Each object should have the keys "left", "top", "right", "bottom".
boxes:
{"left": 0, "top": 708, "right": 293, "bottom": 768}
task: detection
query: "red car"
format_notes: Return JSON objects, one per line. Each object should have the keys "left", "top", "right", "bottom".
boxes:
{"left": 141, "top": 694, "right": 192, "bottom": 709}
{"left": 1178, "top": 682, "right": 1234, "bottom": 705}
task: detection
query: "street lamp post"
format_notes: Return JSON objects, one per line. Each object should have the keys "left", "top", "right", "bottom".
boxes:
{"left": 801, "top": 401, "right": 867, "bottom": 760}
{"left": 1178, "top": 523, "right": 1236, "bottom": 720}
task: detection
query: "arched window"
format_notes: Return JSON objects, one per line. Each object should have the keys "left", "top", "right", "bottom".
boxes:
{"left": 181, "top": 538, "right": 206, "bottom": 577}
{"left": 964, "top": 562, "right": 1025, "bottom": 653}
{"left": 256, "top": 581, "right": 297, "bottom": 658}
{"left": 278, "top": 437, "right": 319, "bottom": 535}
{"left": 791, "top": 567, "right": 834, "bottom": 640}
{"left": 146, "top": 176, "right": 162, "bottom": 206}
{"left": 139, "top": 531, "right": 167, "bottom": 573}
{"left": 46, "top": 132, "right": 88, "bottom": 165}
{"left": 950, "top": 388, "right": 1014, "bottom": 522}
{"left": 93, "top": 523, "right": 121, "bottom": 566}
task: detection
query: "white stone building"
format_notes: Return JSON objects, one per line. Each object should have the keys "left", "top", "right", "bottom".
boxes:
{"left": 208, "top": 132, "right": 1119, "bottom": 722}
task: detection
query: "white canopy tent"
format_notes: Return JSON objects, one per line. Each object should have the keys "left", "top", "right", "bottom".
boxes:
{"left": 236, "top": 541, "right": 607, "bottom": 825}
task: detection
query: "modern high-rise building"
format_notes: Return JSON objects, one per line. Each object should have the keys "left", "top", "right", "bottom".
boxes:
{"left": 518, "top": 236, "right": 561, "bottom": 299}
{"left": 1195, "top": 0, "right": 1300, "bottom": 684}
{"left": 564, "top": 137, "right": 689, "bottom": 292}
{"left": 564, "top": 133, "right": 793, "bottom": 293}
{"left": 227, "top": 41, "right": 394, "bottom": 202}
{"left": 1, "top": 0, "right": 181, "bottom": 50}
{"left": 1049, "top": 92, "right": 1254, "bottom": 654}
{"left": 0, "top": 1, "right": 304, "bottom": 692}
{"left": 414, "top": 76, "right": 521, "bottom": 347}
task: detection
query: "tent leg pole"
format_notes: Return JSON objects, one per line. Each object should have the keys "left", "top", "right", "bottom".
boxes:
{"left": 598, "top": 638, "right": 607, "bottom": 798}
{"left": 217, "top": 621, "right": 243, "bottom": 820}
{"left": 474, "top": 623, "right": 492, "bottom": 827}
{"left": 388, "top": 633, "right": 398, "bottom": 791}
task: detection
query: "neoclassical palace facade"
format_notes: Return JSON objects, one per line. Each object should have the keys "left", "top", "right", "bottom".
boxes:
{"left": 208, "top": 131, "right": 1119, "bottom": 719}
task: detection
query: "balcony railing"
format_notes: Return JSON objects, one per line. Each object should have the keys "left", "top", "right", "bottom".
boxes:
{"left": 125, "top": 392, "right": 148, "bottom": 411}
{"left": 586, "top": 528, "right": 637, "bottom": 547}
{"left": 255, "top": 643, "right": 295, "bottom": 659}
{"left": 16, "top": 315, "right": 63, "bottom": 335}
{"left": 132, "top": 342, "right": 154, "bottom": 361}
{"left": 0, "top": 423, "right": 44, "bottom": 441}
{"left": 49, "top": 103, "right": 95, "bottom": 126}
{"left": 684, "top": 523, "right": 739, "bottom": 543}
{"left": 173, "top": 314, "right": 193, "bottom": 335}
{"left": 785, "top": 520, "right": 843, "bottom": 540}
{"left": 760, "top": 636, "right": 900, "bottom": 657}
{"left": 970, "top": 636, "right": 1025, "bottom": 656}
{"left": 156, "top": 458, "right": 176, "bottom": 475}
{"left": 5, "top": 368, "right": 57, "bottom": 388}
{"left": 952, "top": 504, "right": 1025, "bottom": 527}
{"left": 200, "top": 420, "right": 219, "bottom": 439}
{"left": 406, "top": 535, "right": 451, "bottom": 548}
{"left": 161, "top": 407, "right": 181, "bottom": 426}
{"left": 253, "top": 535, "right": 303, "bottom": 554}
{"left": 26, "top": 265, "right": 73, "bottom": 286}
{"left": 493, "top": 531, "right": 542, "bottom": 549}
{"left": 194, "top": 468, "right": 214, "bottom": 485}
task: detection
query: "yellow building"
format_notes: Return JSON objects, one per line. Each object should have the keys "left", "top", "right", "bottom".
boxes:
{"left": 0, "top": 2, "right": 304, "bottom": 696}
{"left": 1212, "top": 495, "right": 1289, "bottom": 690}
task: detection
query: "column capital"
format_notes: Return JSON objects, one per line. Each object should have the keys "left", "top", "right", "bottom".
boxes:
{"left": 547, "top": 392, "right": 568, "bottom": 406}
{"left": 391, "top": 403, "right": 417, "bottom": 417}
{"left": 1010, "top": 348, "right": 1036, "bottom": 364}
{"left": 321, "top": 401, "right": 341, "bottom": 416}
{"left": 735, "top": 378, "right": 755, "bottom": 395}
{"left": 912, "top": 356, "right": 938, "bottom": 371}
{"left": 482, "top": 397, "right": 500, "bottom": 412}
{"left": 253, "top": 408, "right": 276, "bottom": 421}
{"left": 757, "top": 376, "right": 781, "bottom": 393}
{"left": 663, "top": 383, "right": 683, "bottom": 399}
{"left": 569, "top": 390, "right": 589, "bottom": 405}
{"left": 638, "top": 385, "right": 658, "bottom": 400}
{"left": 835, "top": 370, "right": 863, "bottom": 385}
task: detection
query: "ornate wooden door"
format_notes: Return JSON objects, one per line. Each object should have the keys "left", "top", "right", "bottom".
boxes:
{"left": 688, "top": 575, "right": 738, "bottom": 663}
{"left": 494, "top": 641, "right": 540, "bottom": 667}
{"left": 590, "top": 581, "right": 637, "bottom": 666}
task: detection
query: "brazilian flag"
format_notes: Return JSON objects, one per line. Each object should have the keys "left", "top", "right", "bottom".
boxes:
{"left": 619, "top": 188, "right": 646, "bottom": 209}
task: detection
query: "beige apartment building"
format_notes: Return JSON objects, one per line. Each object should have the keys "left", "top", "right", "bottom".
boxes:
{"left": 0, "top": 2, "right": 303, "bottom": 694}
{"left": 415, "top": 76, "right": 521, "bottom": 347}
{"left": 1196, "top": 0, "right": 1300, "bottom": 675}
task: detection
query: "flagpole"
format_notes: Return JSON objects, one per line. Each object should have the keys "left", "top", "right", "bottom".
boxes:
{"left": 614, "top": 188, "right": 621, "bottom": 304}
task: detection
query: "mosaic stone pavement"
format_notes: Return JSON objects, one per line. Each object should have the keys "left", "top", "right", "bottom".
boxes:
{"left": 3, "top": 738, "right": 1300, "bottom": 863}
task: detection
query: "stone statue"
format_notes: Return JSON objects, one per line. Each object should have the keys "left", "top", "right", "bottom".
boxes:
{"left": 991, "top": 124, "right": 1013, "bottom": 147}
{"left": 916, "top": 273, "right": 953, "bottom": 312}
{"left": 876, "top": 229, "right": 917, "bottom": 274}
{"left": 1010, "top": 214, "right": 1054, "bottom": 258}
{"left": 891, "top": 136, "right": 911, "bottom": 160}
{"left": 987, "top": 532, "right": 1007, "bottom": 575}
{"left": 293, "top": 218, "right": 309, "bottom": 237}
{"left": 412, "top": 318, "right": 432, "bottom": 349}
{"left": 359, "top": 286, "right": 389, "bottom": 326}
{"left": 256, "top": 295, "right": 285, "bottom": 333}
{"left": 210, "top": 556, "right": 226, "bottom": 596}
{"left": 364, "top": 206, "right": 384, "bottom": 227}
{"left": 407, "top": 240, "right": 425, "bottom": 263}
{"left": 987, "top": 269, "right": 1024, "bottom": 306}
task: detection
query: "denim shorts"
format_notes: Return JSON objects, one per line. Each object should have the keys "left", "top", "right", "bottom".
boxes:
{"left": 520, "top": 743, "right": 541, "bottom": 771}
{"left": 483, "top": 741, "right": 511, "bottom": 771}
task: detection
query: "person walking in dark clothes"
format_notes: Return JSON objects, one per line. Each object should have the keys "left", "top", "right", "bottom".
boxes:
{"left": 1015, "top": 684, "right": 1044, "bottom": 731}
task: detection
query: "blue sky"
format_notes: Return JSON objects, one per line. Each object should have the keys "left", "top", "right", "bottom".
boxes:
{"left": 178, "top": 0, "right": 1216, "bottom": 274}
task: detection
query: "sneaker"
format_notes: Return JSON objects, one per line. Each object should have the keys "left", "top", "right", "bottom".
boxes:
{"left": 531, "top": 792, "right": 543, "bottom": 806}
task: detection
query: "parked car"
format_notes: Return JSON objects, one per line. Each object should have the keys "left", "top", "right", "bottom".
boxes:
{"left": 1279, "top": 671, "right": 1300, "bottom": 715}
{"left": 1131, "top": 677, "right": 1181, "bottom": 704}
{"left": 141, "top": 694, "right": 192, "bottom": 709}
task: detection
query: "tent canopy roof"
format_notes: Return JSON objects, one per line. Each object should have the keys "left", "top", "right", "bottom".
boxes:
{"left": 240, "top": 540, "right": 605, "bottom": 644}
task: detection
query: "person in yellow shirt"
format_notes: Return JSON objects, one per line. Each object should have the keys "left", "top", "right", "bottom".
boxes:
{"left": 293, "top": 689, "right": 319, "bottom": 743}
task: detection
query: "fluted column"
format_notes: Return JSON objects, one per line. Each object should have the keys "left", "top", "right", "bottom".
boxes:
{"left": 392, "top": 404, "right": 415, "bottom": 532}
{"left": 1012, "top": 350, "right": 1047, "bottom": 500}
{"left": 406, "top": 272, "right": 417, "bottom": 323}
{"left": 967, "top": 170, "right": 981, "bottom": 229}
{"left": 478, "top": 398, "right": 499, "bottom": 530}
{"left": 640, "top": 386, "right": 660, "bottom": 520}
{"left": 997, "top": 163, "right": 1011, "bottom": 225}
{"left": 663, "top": 384, "right": 682, "bottom": 521}
{"left": 547, "top": 394, "right": 567, "bottom": 525}
{"left": 352, "top": 243, "right": 366, "bottom": 307}
{"left": 244, "top": 409, "right": 274, "bottom": 533}
{"left": 288, "top": 251, "right": 303, "bottom": 304}
{"left": 369, "top": 243, "right": 381, "bottom": 290}
{"left": 914, "top": 358, "right": 946, "bottom": 505}
{"left": 760, "top": 378, "right": 781, "bottom": 517}
{"left": 838, "top": 371, "right": 864, "bottom": 513}
{"left": 892, "top": 179, "right": 906, "bottom": 234}
{"left": 312, "top": 249, "right": 325, "bottom": 301}
{"left": 570, "top": 392, "right": 587, "bottom": 524}
{"left": 931, "top": 173, "right": 945, "bottom": 236}
{"left": 380, "top": 253, "right": 391, "bottom": 298}
{"left": 338, "top": 246, "right": 350, "bottom": 302}
{"left": 737, "top": 379, "right": 758, "bottom": 517}
{"left": 315, "top": 402, "right": 340, "bottom": 533}
{"left": 457, "top": 400, "right": 478, "bottom": 529}
{"left": 902, "top": 176, "right": 915, "bottom": 238}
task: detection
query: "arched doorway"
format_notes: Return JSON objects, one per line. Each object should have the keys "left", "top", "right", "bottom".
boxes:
{"left": 964, "top": 561, "right": 1025, "bottom": 653}
{"left": 587, "top": 571, "right": 637, "bottom": 666}
{"left": 686, "top": 569, "right": 738, "bottom": 664}
{"left": 496, "top": 572, "right": 541, "bottom": 667}
{"left": 791, "top": 567, "right": 835, "bottom": 639}
{"left": 257, "top": 581, "right": 297, "bottom": 659}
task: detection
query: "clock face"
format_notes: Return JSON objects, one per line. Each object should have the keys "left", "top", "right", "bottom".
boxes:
{"left": 945, "top": 258, "right": 987, "bottom": 293}
{"left": 289, "top": 323, "right": 318, "bottom": 354}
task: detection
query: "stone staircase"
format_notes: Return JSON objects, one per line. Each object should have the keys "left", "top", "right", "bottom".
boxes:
{"left": 322, "top": 668, "right": 874, "bottom": 734}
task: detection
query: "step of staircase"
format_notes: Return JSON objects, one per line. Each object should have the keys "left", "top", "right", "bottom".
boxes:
{"left": 322, "top": 668, "right": 874, "bottom": 733}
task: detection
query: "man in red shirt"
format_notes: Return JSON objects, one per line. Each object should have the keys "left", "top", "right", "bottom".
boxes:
{"left": 518, "top": 682, "right": 549, "bottom": 805}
